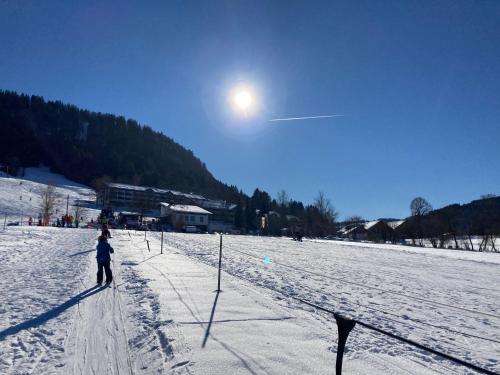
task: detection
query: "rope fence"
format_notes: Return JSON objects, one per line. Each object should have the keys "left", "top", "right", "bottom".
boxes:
{"left": 140, "top": 232, "right": 500, "bottom": 375}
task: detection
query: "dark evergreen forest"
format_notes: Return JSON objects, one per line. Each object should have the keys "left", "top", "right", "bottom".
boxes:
{"left": 0, "top": 90, "right": 242, "bottom": 200}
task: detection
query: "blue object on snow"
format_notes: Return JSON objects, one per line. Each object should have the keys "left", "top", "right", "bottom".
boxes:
{"left": 263, "top": 257, "right": 271, "bottom": 264}
{"left": 96, "top": 241, "right": 114, "bottom": 263}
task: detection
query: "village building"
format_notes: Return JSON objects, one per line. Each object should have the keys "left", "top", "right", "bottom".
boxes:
{"left": 341, "top": 220, "right": 394, "bottom": 242}
{"left": 96, "top": 182, "right": 205, "bottom": 213}
{"left": 159, "top": 203, "right": 212, "bottom": 232}
{"left": 388, "top": 220, "right": 407, "bottom": 242}
{"left": 198, "top": 199, "right": 237, "bottom": 232}
{"left": 96, "top": 182, "right": 236, "bottom": 232}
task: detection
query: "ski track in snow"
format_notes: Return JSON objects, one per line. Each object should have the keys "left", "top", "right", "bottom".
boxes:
{"left": 1, "top": 224, "right": 499, "bottom": 374}
{"left": 0, "top": 227, "right": 175, "bottom": 375}
{"left": 0, "top": 227, "right": 96, "bottom": 374}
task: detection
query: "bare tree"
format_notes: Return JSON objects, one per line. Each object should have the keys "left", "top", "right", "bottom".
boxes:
{"left": 39, "top": 184, "right": 57, "bottom": 226}
{"left": 410, "top": 197, "right": 433, "bottom": 217}
{"left": 344, "top": 215, "right": 364, "bottom": 226}
{"left": 409, "top": 197, "right": 432, "bottom": 246}
{"left": 276, "top": 190, "right": 290, "bottom": 208}
{"left": 73, "top": 205, "right": 88, "bottom": 227}
{"left": 314, "top": 191, "right": 339, "bottom": 223}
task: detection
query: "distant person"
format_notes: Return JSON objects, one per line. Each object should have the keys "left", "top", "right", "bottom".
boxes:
{"left": 56, "top": 218, "right": 61, "bottom": 227}
{"left": 101, "top": 223, "right": 111, "bottom": 238}
{"left": 28, "top": 217, "right": 32, "bottom": 226}
{"left": 95, "top": 235, "right": 114, "bottom": 285}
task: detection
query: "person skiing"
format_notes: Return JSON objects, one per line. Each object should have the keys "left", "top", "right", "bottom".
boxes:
{"left": 101, "top": 223, "right": 111, "bottom": 238}
{"left": 96, "top": 235, "right": 114, "bottom": 285}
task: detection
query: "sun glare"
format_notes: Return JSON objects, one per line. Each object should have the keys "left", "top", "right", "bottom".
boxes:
{"left": 234, "top": 90, "right": 252, "bottom": 110}
{"left": 228, "top": 84, "right": 259, "bottom": 119}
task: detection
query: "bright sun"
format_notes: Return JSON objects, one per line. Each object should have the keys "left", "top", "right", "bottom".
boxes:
{"left": 234, "top": 90, "right": 253, "bottom": 110}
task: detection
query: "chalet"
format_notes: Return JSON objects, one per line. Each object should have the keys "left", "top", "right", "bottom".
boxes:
{"left": 159, "top": 203, "right": 212, "bottom": 232}
{"left": 342, "top": 220, "right": 394, "bottom": 243}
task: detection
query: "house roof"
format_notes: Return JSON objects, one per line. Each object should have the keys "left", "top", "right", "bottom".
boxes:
{"left": 107, "top": 182, "right": 169, "bottom": 194}
{"left": 363, "top": 220, "right": 381, "bottom": 230}
{"left": 119, "top": 211, "right": 141, "bottom": 216}
{"left": 387, "top": 220, "right": 405, "bottom": 229}
{"left": 160, "top": 203, "right": 212, "bottom": 215}
{"left": 106, "top": 182, "right": 207, "bottom": 200}
{"left": 344, "top": 225, "right": 367, "bottom": 235}
{"left": 200, "top": 200, "right": 237, "bottom": 210}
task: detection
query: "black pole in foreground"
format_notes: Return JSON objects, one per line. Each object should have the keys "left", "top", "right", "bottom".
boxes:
{"left": 217, "top": 234, "right": 222, "bottom": 292}
{"left": 161, "top": 231, "right": 164, "bottom": 254}
{"left": 334, "top": 314, "right": 356, "bottom": 375}
{"left": 146, "top": 240, "right": 150, "bottom": 252}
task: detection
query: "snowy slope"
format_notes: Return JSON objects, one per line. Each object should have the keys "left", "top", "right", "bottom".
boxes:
{"left": 0, "top": 167, "right": 98, "bottom": 224}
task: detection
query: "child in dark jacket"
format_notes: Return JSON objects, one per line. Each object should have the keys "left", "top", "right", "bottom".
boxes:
{"left": 96, "top": 235, "right": 114, "bottom": 285}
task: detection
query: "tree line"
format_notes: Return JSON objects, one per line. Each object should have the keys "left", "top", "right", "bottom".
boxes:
{"left": 0, "top": 90, "right": 338, "bottom": 235}
{"left": 401, "top": 196, "right": 500, "bottom": 251}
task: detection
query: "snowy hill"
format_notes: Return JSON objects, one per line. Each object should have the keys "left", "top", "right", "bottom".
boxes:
{"left": 0, "top": 167, "right": 98, "bottom": 224}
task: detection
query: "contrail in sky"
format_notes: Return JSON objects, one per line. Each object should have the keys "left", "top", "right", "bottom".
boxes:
{"left": 268, "top": 114, "right": 344, "bottom": 122}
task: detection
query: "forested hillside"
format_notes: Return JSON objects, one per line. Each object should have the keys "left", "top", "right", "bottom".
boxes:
{"left": 0, "top": 90, "right": 241, "bottom": 202}
{"left": 0, "top": 91, "right": 342, "bottom": 235}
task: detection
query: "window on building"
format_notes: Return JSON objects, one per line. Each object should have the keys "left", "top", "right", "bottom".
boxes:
{"left": 199, "top": 216, "right": 204, "bottom": 223}
{"left": 190, "top": 215, "right": 195, "bottom": 222}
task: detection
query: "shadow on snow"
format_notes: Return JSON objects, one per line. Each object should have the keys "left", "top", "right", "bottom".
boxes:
{"left": 0, "top": 286, "right": 104, "bottom": 340}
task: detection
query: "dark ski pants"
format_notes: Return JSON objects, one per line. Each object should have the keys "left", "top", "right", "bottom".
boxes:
{"left": 97, "top": 261, "right": 113, "bottom": 283}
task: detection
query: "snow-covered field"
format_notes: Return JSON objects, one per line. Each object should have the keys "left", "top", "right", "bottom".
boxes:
{"left": 1, "top": 225, "right": 499, "bottom": 374}
{"left": 157, "top": 233, "right": 500, "bottom": 374}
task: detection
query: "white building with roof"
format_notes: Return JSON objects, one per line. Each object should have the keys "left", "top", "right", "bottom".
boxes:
{"left": 159, "top": 203, "right": 212, "bottom": 232}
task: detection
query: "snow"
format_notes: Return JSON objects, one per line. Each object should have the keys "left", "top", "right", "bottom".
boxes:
{"left": 1, "top": 227, "right": 498, "bottom": 374}
{"left": 108, "top": 182, "right": 206, "bottom": 200}
{"left": 161, "top": 203, "right": 213, "bottom": 215}
{"left": 0, "top": 167, "right": 98, "bottom": 225}
{"left": 1, "top": 170, "right": 499, "bottom": 374}
{"left": 363, "top": 220, "right": 380, "bottom": 230}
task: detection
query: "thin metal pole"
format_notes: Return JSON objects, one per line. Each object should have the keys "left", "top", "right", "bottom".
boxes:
{"left": 217, "top": 234, "right": 222, "bottom": 292}
{"left": 161, "top": 231, "right": 164, "bottom": 254}
{"left": 3, "top": 214, "right": 6, "bottom": 230}
{"left": 66, "top": 194, "right": 69, "bottom": 216}
{"left": 146, "top": 240, "right": 150, "bottom": 252}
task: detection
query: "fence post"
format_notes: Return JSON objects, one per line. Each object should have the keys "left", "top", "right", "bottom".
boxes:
{"left": 217, "top": 234, "right": 222, "bottom": 292}
{"left": 334, "top": 314, "right": 356, "bottom": 375}
{"left": 161, "top": 231, "right": 164, "bottom": 254}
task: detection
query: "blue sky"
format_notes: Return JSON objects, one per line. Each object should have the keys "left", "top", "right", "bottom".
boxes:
{"left": 1, "top": 1, "right": 499, "bottom": 219}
